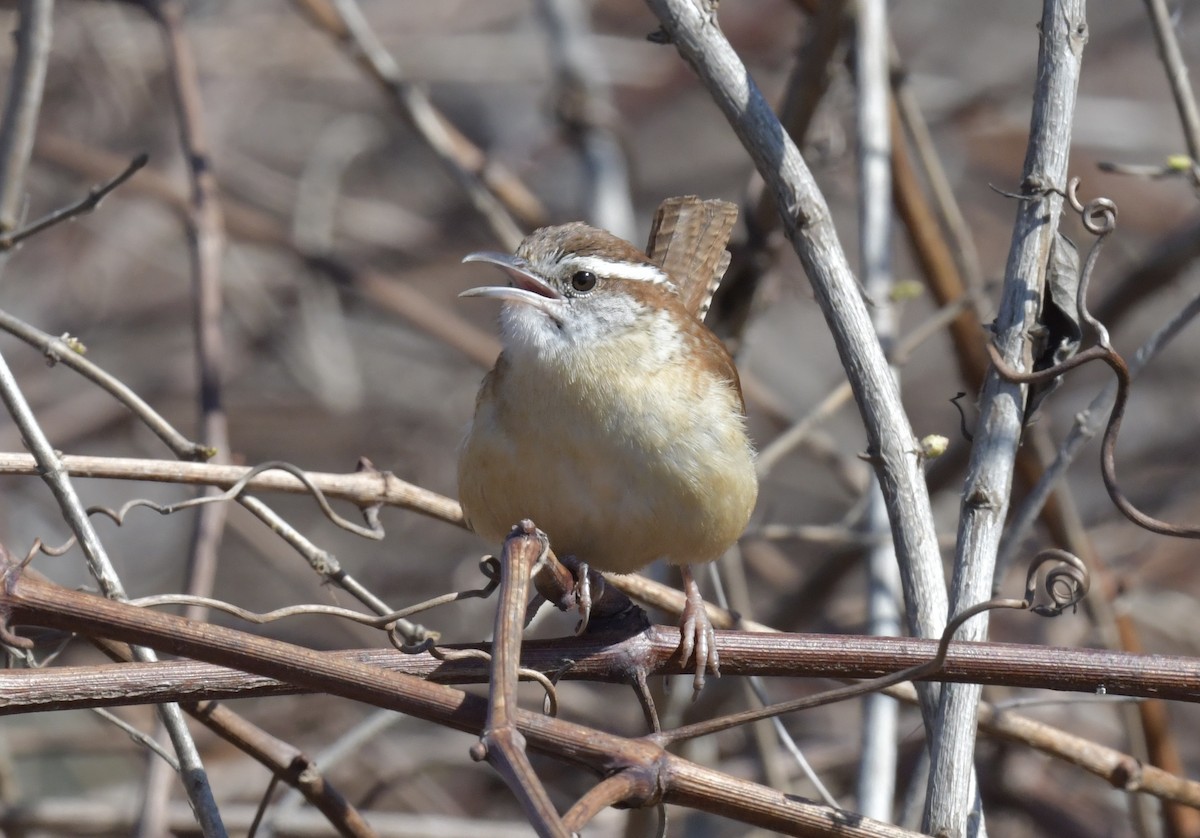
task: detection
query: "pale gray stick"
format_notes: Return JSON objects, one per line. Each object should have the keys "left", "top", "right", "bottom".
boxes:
{"left": 0, "top": 0, "right": 52, "bottom": 232}
{"left": 855, "top": 0, "right": 902, "bottom": 822}
{"left": 928, "top": 2, "right": 1087, "bottom": 835}
{"left": 1142, "top": 0, "right": 1200, "bottom": 165}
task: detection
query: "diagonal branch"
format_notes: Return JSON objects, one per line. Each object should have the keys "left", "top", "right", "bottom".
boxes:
{"left": 643, "top": 0, "right": 947, "bottom": 731}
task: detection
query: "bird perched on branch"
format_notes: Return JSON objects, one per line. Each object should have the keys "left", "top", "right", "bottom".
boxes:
{"left": 457, "top": 196, "right": 757, "bottom": 692}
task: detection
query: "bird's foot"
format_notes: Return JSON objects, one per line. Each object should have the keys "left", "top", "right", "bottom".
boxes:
{"left": 678, "top": 565, "right": 719, "bottom": 695}
{"left": 572, "top": 559, "right": 592, "bottom": 635}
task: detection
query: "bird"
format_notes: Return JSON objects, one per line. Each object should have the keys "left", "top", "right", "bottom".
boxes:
{"left": 457, "top": 196, "right": 757, "bottom": 691}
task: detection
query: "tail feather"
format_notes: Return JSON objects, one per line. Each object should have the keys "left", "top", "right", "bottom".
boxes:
{"left": 645, "top": 196, "right": 738, "bottom": 321}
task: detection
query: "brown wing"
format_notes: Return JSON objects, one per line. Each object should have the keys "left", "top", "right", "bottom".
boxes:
{"left": 645, "top": 196, "right": 738, "bottom": 321}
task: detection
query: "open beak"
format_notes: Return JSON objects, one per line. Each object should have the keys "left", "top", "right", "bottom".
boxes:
{"left": 460, "top": 252, "right": 563, "bottom": 321}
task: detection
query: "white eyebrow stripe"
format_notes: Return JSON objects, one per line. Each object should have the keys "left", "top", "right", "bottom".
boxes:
{"left": 565, "top": 255, "right": 673, "bottom": 285}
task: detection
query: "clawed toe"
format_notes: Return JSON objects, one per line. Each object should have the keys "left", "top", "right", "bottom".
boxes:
{"left": 679, "top": 566, "right": 720, "bottom": 695}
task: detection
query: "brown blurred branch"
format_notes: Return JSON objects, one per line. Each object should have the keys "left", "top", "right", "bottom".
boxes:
{"left": 137, "top": 3, "right": 232, "bottom": 827}
{"left": 34, "top": 133, "right": 502, "bottom": 369}
{"left": 711, "top": 0, "right": 846, "bottom": 347}
{"left": 293, "top": 0, "right": 543, "bottom": 249}
{"left": 141, "top": 0, "right": 231, "bottom": 618}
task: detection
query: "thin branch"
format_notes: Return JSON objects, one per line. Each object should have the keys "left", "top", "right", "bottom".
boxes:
{"left": 536, "top": 0, "right": 636, "bottom": 240}
{"left": 0, "top": 0, "right": 54, "bottom": 233}
{"left": 756, "top": 295, "right": 969, "bottom": 478}
{"left": 1141, "top": 0, "right": 1200, "bottom": 168}
{"left": 0, "top": 309, "right": 211, "bottom": 460}
{"left": 143, "top": 0, "right": 231, "bottom": 621}
{"left": 0, "top": 153, "right": 148, "bottom": 250}
{"left": 91, "top": 708, "right": 180, "bottom": 771}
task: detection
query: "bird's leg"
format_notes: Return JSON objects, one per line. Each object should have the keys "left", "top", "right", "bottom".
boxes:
{"left": 554, "top": 554, "right": 593, "bottom": 635}
{"left": 678, "top": 564, "right": 719, "bottom": 693}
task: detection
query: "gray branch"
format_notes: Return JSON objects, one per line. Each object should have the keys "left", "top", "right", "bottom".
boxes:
{"left": 0, "top": 0, "right": 53, "bottom": 232}
{"left": 855, "top": 0, "right": 903, "bottom": 822}
{"left": 927, "top": 2, "right": 1088, "bottom": 836}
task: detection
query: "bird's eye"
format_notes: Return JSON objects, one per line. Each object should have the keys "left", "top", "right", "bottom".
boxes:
{"left": 570, "top": 271, "right": 598, "bottom": 293}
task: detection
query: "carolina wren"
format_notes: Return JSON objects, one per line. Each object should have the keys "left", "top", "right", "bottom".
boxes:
{"left": 457, "top": 196, "right": 757, "bottom": 691}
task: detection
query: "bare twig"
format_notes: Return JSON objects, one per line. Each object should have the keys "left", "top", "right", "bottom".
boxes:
{"left": 931, "top": 3, "right": 1087, "bottom": 834}
{"left": 0, "top": 153, "right": 148, "bottom": 251}
{"left": 0, "top": 309, "right": 211, "bottom": 460}
{"left": 756, "top": 296, "right": 970, "bottom": 478}
{"left": 90, "top": 708, "right": 180, "bottom": 771}
{"left": 262, "top": 708, "right": 395, "bottom": 834}
{"left": 86, "top": 460, "right": 385, "bottom": 541}
{"left": 1141, "top": 0, "right": 1200, "bottom": 174}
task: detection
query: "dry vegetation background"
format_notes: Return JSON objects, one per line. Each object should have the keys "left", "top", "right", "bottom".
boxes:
{"left": 0, "top": 0, "right": 1199, "bottom": 836}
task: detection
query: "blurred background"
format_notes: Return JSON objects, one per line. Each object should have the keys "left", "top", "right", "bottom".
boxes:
{"left": 0, "top": 0, "right": 1198, "bottom": 835}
